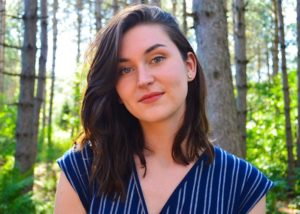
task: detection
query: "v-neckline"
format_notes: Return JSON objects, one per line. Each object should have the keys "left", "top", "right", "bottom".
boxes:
{"left": 132, "top": 154, "right": 207, "bottom": 214}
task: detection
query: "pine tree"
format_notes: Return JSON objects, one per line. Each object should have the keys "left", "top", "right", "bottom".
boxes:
{"left": 277, "top": 0, "right": 295, "bottom": 190}
{"left": 233, "top": 0, "right": 248, "bottom": 157}
{"left": 0, "top": 0, "right": 5, "bottom": 93}
{"left": 48, "top": 0, "right": 58, "bottom": 145}
{"left": 193, "top": 0, "right": 242, "bottom": 156}
{"left": 33, "top": 0, "right": 48, "bottom": 150}
{"left": 15, "top": 0, "right": 38, "bottom": 177}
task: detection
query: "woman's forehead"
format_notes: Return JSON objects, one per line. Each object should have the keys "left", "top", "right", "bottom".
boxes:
{"left": 119, "top": 24, "right": 174, "bottom": 55}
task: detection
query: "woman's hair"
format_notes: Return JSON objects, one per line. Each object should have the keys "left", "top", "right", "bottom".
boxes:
{"left": 79, "top": 4, "right": 214, "bottom": 199}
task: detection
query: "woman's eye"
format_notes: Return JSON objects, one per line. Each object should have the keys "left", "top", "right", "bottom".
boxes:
{"left": 119, "top": 67, "right": 133, "bottom": 75}
{"left": 151, "top": 56, "right": 165, "bottom": 64}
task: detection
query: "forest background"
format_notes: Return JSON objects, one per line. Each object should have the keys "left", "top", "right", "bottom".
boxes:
{"left": 0, "top": 0, "right": 299, "bottom": 213}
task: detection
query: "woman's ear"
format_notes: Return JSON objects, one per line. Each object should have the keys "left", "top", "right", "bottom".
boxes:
{"left": 185, "top": 52, "right": 197, "bottom": 82}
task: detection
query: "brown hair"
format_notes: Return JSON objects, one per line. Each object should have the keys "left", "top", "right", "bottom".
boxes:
{"left": 80, "top": 4, "right": 214, "bottom": 199}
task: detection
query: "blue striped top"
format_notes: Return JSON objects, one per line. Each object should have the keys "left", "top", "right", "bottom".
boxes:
{"left": 57, "top": 144, "right": 273, "bottom": 213}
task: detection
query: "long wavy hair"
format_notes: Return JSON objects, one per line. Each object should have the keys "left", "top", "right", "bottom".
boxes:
{"left": 79, "top": 4, "right": 214, "bottom": 199}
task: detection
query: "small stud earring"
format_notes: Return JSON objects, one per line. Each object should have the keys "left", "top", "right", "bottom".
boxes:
{"left": 187, "top": 73, "right": 193, "bottom": 79}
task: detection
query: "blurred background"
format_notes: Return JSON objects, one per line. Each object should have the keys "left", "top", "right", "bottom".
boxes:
{"left": 0, "top": 0, "right": 299, "bottom": 213}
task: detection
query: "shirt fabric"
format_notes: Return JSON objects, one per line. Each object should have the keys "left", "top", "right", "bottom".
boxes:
{"left": 57, "top": 143, "right": 273, "bottom": 214}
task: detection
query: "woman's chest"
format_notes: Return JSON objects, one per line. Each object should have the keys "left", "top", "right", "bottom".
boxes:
{"left": 88, "top": 159, "right": 241, "bottom": 214}
{"left": 136, "top": 163, "right": 195, "bottom": 214}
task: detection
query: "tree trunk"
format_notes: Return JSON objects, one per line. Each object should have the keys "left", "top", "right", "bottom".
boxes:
{"left": 272, "top": 0, "right": 279, "bottom": 77}
{"left": 266, "top": 46, "right": 271, "bottom": 82}
{"left": 130, "top": 0, "right": 147, "bottom": 4}
{"left": 87, "top": 0, "right": 93, "bottom": 36}
{"left": 232, "top": 0, "right": 247, "bottom": 157}
{"left": 296, "top": 0, "right": 300, "bottom": 168}
{"left": 76, "top": 0, "right": 83, "bottom": 64}
{"left": 277, "top": 0, "right": 295, "bottom": 189}
{"left": 172, "top": 0, "right": 177, "bottom": 16}
{"left": 130, "top": 0, "right": 141, "bottom": 4}
{"left": 151, "top": 0, "right": 160, "bottom": 7}
{"left": 41, "top": 99, "right": 46, "bottom": 145}
{"left": 48, "top": 0, "right": 58, "bottom": 145}
{"left": 33, "top": 0, "right": 48, "bottom": 150}
{"left": 182, "top": 0, "right": 187, "bottom": 35}
{"left": 15, "top": 0, "right": 38, "bottom": 174}
{"left": 265, "top": 42, "right": 271, "bottom": 83}
{"left": 193, "top": 0, "right": 242, "bottom": 156}
{"left": 95, "top": 0, "right": 102, "bottom": 32}
{"left": 0, "top": 0, "right": 5, "bottom": 93}
{"left": 113, "top": 0, "right": 119, "bottom": 15}
{"left": 257, "top": 46, "right": 261, "bottom": 82}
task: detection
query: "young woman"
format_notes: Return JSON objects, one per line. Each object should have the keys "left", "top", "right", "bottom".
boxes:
{"left": 55, "top": 4, "right": 273, "bottom": 214}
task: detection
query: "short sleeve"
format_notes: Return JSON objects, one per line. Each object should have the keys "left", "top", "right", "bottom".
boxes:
{"left": 238, "top": 161, "right": 274, "bottom": 213}
{"left": 57, "top": 143, "right": 93, "bottom": 211}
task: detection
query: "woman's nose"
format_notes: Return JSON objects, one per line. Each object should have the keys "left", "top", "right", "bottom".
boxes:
{"left": 137, "top": 65, "right": 154, "bottom": 87}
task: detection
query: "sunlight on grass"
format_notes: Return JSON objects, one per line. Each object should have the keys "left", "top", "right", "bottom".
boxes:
{"left": 33, "top": 162, "right": 60, "bottom": 214}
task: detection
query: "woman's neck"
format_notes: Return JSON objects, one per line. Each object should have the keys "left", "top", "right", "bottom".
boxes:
{"left": 140, "top": 118, "right": 183, "bottom": 162}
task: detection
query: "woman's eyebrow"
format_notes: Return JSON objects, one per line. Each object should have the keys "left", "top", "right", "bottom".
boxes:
{"left": 144, "top": 43, "right": 166, "bottom": 54}
{"left": 118, "top": 43, "right": 166, "bottom": 63}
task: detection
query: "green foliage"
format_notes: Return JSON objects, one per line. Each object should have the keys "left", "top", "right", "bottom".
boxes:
{"left": 246, "top": 70, "right": 299, "bottom": 212}
{"left": 0, "top": 157, "right": 35, "bottom": 213}
{"left": 0, "top": 93, "right": 71, "bottom": 213}
{"left": 0, "top": 157, "right": 60, "bottom": 214}
{"left": 37, "top": 132, "right": 72, "bottom": 163}
{"left": 58, "top": 101, "right": 72, "bottom": 130}
{"left": 33, "top": 162, "right": 60, "bottom": 214}
{"left": 0, "top": 97, "right": 17, "bottom": 159}
{"left": 56, "top": 68, "right": 84, "bottom": 138}
{"left": 70, "top": 70, "right": 83, "bottom": 137}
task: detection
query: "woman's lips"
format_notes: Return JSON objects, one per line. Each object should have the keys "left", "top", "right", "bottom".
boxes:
{"left": 138, "top": 92, "right": 164, "bottom": 104}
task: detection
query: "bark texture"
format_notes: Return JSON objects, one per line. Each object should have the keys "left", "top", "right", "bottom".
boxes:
{"left": 151, "top": 0, "right": 160, "bottom": 7}
{"left": 15, "top": 0, "right": 38, "bottom": 173}
{"left": 272, "top": 0, "right": 279, "bottom": 77}
{"left": 266, "top": 45, "right": 271, "bottom": 81}
{"left": 192, "top": 0, "right": 242, "bottom": 156}
{"left": 48, "top": 0, "right": 58, "bottom": 145}
{"left": 233, "top": 0, "right": 247, "bottom": 157}
{"left": 172, "top": 0, "right": 177, "bottom": 16}
{"left": 0, "top": 0, "right": 5, "bottom": 93}
{"left": 95, "top": 0, "right": 102, "bottom": 31}
{"left": 131, "top": 0, "right": 147, "bottom": 4}
{"left": 113, "top": 0, "right": 119, "bottom": 15}
{"left": 277, "top": 0, "right": 295, "bottom": 189}
{"left": 130, "top": 0, "right": 141, "bottom": 3}
{"left": 256, "top": 45, "right": 261, "bottom": 82}
{"left": 33, "top": 0, "right": 48, "bottom": 150}
{"left": 182, "top": 0, "right": 187, "bottom": 35}
{"left": 76, "top": 0, "right": 83, "bottom": 64}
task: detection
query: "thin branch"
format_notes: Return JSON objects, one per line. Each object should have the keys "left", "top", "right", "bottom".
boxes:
{"left": 0, "top": 43, "right": 22, "bottom": 50}
{"left": 5, "top": 14, "right": 23, "bottom": 20}
{"left": 5, "top": 14, "right": 48, "bottom": 20}
{"left": 0, "top": 43, "right": 42, "bottom": 50}
{"left": 2, "top": 71, "right": 49, "bottom": 80}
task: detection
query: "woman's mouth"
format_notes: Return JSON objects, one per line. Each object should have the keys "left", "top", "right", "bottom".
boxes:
{"left": 138, "top": 92, "right": 164, "bottom": 104}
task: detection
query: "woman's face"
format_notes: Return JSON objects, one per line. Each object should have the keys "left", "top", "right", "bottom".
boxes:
{"left": 116, "top": 24, "right": 196, "bottom": 126}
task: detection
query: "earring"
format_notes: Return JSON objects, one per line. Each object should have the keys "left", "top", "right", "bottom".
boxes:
{"left": 187, "top": 73, "right": 193, "bottom": 80}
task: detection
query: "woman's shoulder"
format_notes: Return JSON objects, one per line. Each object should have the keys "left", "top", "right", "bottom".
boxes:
{"left": 56, "top": 142, "right": 93, "bottom": 211}
{"left": 211, "top": 145, "right": 274, "bottom": 213}
{"left": 213, "top": 146, "right": 258, "bottom": 172}
{"left": 212, "top": 145, "right": 273, "bottom": 183}
{"left": 57, "top": 141, "right": 93, "bottom": 182}
{"left": 57, "top": 141, "right": 93, "bottom": 170}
